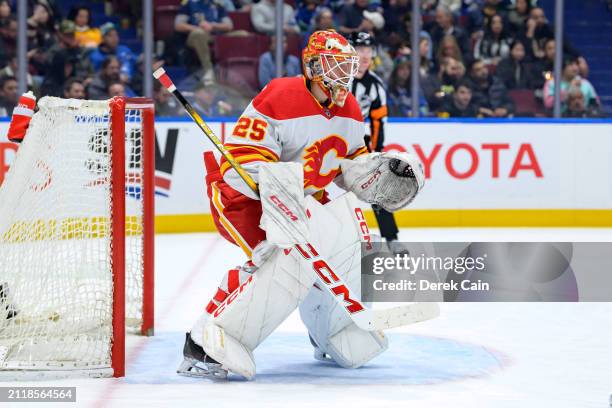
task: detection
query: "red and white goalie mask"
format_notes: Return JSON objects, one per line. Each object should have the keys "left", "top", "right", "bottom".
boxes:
{"left": 302, "top": 30, "right": 359, "bottom": 107}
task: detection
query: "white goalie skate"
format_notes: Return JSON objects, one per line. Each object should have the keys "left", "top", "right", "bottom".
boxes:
{"left": 176, "top": 333, "right": 228, "bottom": 380}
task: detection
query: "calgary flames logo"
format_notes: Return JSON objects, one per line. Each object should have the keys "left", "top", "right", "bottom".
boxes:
{"left": 303, "top": 135, "right": 348, "bottom": 189}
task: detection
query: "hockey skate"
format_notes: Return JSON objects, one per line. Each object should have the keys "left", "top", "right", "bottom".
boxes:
{"left": 177, "top": 332, "right": 228, "bottom": 380}
{"left": 309, "top": 335, "right": 333, "bottom": 363}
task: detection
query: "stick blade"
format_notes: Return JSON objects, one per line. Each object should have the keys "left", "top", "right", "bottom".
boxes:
{"left": 353, "top": 303, "right": 440, "bottom": 331}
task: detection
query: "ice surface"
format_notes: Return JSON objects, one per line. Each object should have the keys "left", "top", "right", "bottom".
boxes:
{"left": 3, "top": 228, "right": 612, "bottom": 408}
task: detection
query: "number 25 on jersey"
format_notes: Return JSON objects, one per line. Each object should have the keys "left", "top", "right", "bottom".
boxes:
{"left": 232, "top": 117, "right": 268, "bottom": 141}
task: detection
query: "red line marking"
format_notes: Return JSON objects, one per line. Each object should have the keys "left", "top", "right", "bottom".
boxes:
{"left": 93, "top": 235, "right": 223, "bottom": 408}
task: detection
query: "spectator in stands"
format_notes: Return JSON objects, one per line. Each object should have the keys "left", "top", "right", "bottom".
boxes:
{"left": 0, "top": 75, "right": 18, "bottom": 116}
{"left": 192, "top": 84, "right": 233, "bottom": 117}
{"left": 473, "top": 14, "right": 511, "bottom": 65}
{"left": 88, "top": 56, "right": 135, "bottom": 100}
{"left": 337, "top": 0, "right": 379, "bottom": 36}
{"left": 0, "top": 16, "right": 16, "bottom": 63}
{"left": 41, "top": 20, "right": 94, "bottom": 97}
{"left": 417, "top": 34, "right": 434, "bottom": 76}
{"left": 312, "top": 7, "right": 335, "bottom": 31}
{"left": 428, "top": 5, "right": 470, "bottom": 59}
{"left": 302, "top": 7, "right": 335, "bottom": 48}
{"left": 27, "top": 2, "right": 56, "bottom": 77}
{"left": 251, "top": 0, "right": 299, "bottom": 35}
{"left": 63, "top": 78, "right": 86, "bottom": 99}
{"left": 174, "top": 0, "right": 233, "bottom": 85}
{"left": 367, "top": 32, "right": 394, "bottom": 82}
{"left": 154, "top": 81, "right": 183, "bottom": 117}
{"left": 525, "top": 39, "right": 556, "bottom": 88}
{"left": 563, "top": 87, "right": 605, "bottom": 118}
{"left": 468, "top": 58, "right": 515, "bottom": 117}
{"left": 435, "top": 35, "right": 464, "bottom": 69}
{"left": 258, "top": 35, "right": 301, "bottom": 89}
{"left": 90, "top": 23, "right": 137, "bottom": 83}
{"left": 496, "top": 40, "right": 538, "bottom": 90}
{"left": 0, "top": 55, "right": 36, "bottom": 94}
{"left": 387, "top": 55, "right": 429, "bottom": 117}
{"left": 108, "top": 81, "right": 126, "bottom": 97}
{"left": 387, "top": 11, "right": 433, "bottom": 63}
{"left": 523, "top": 7, "right": 589, "bottom": 78}
{"left": 0, "top": 0, "right": 11, "bottom": 29}
{"left": 68, "top": 5, "right": 102, "bottom": 49}
{"left": 423, "top": 0, "right": 462, "bottom": 15}
{"left": 507, "top": 0, "right": 531, "bottom": 35}
{"left": 467, "top": 0, "right": 506, "bottom": 38}
{"left": 422, "top": 56, "right": 466, "bottom": 111}
{"left": 130, "top": 56, "right": 165, "bottom": 97}
{"left": 295, "top": 0, "right": 323, "bottom": 33}
{"left": 543, "top": 57, "right": 600, "bottom": 114}
{"left": 438, "top": 80, "right": 480, "bottom": 117}
{"left": 523, "top": 7, "right": 551, "bottom": 60}
{"left": 382, "top": 0, "right": 409, "bottom": 41}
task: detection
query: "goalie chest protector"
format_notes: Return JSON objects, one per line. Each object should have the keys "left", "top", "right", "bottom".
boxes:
{"left": 220, "top": 76, "right": 369, "bottom": 195}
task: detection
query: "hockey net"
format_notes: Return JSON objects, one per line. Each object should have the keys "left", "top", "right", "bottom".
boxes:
{"left": 0, "top": 96, "right": 154, "bottom": 378}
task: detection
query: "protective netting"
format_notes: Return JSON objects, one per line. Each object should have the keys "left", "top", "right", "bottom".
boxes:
{"left": 0, "top": 97, "right": 147, "bottom": 374}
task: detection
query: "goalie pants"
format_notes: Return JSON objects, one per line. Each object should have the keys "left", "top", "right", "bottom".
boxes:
{"left": 203, "top": 151, "right": 266, "bottom": 257}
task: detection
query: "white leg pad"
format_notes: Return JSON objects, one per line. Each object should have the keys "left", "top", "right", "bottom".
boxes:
{"left": 299, "top": 193, "right": 389, "bottom": 368}
{"left": 201, "top": 322, "right": 256, "bottom": 380}
{"left": 190, "top": 192, "right": 373, "bottom": 377}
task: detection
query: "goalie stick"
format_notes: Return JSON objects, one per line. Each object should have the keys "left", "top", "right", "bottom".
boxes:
{"left": 153, "top": 68, "right": 439, "bottom": 331}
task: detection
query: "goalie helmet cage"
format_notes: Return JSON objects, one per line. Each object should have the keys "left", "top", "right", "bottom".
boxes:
{"left": 0, "top": 97, "right": 154, "bottom": 378}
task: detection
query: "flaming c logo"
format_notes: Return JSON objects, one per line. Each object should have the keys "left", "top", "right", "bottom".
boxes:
{"left": 303, "top": 135, "right": 348, "bottom": 189}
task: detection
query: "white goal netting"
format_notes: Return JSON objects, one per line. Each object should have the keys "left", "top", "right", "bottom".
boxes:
{"left": 0, "top": 97, "right": 151, "bottom": 376}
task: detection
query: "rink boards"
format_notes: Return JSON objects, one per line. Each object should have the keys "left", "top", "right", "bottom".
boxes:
{"left": 1, "top": 118, "right": 611, "bottom": 230}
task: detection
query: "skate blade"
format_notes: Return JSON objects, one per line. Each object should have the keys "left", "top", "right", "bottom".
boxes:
{"left": 177, "top": 358, "right": 228, "bottom": 380}
{"left": 313, "top": 349, "right": 333, "bottom": 363}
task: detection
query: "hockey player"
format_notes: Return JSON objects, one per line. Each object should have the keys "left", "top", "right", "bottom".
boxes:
{"left": 178, "top": 30, "right": 425, "bottom": 380}
{"left": 348, "top": 31, "right": 406, "bottom": 255}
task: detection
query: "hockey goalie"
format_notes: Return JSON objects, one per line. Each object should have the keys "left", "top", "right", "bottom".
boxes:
{"left": 177, "top": 30, "right": 427, "bottom": 380}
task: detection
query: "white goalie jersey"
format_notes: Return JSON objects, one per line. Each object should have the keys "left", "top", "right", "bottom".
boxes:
{"left": 218, "top": 76, "right": 369, "bottom": 200}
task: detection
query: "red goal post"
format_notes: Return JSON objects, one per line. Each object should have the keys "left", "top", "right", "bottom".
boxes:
{"left": 0, "top": 96, "right": 155, "bottom": 378}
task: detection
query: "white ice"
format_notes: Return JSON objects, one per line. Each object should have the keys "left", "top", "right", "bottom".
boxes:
{"left": 3, "top": 228, "right": 612, "bottom": 408}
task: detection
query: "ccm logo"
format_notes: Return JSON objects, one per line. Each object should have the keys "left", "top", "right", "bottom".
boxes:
{"left": 360, "top": 169, "right": 381, "bottom": 190}
{"left": 294, "top": 243, "right": 364, "bottom": 314}
{"left": 270, "top": 195, "right": 298, "bottom": 221}
{"left": 213, "top": 275, "right": 254, "bottom": 318}
{"left": 354, "top": 208, "right": 372, "bottom": 250}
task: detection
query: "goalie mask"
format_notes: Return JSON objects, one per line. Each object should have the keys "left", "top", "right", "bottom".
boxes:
{"left": 302, "top": 30, "right": 359, "bottom": 107}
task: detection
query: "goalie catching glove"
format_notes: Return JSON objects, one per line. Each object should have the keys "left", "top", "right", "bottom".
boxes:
{"left": 337, "top": 151, "right": 425, "bottom": 212}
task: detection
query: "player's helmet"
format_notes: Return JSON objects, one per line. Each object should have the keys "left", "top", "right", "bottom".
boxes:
{"left": 302, "top": 30, "right": 359, "bottom": 107}
{"left": 348, "top": 31, "right": 374, "bottom": 48}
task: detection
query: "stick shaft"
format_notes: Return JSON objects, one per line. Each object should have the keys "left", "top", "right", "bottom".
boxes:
{"left": 154, "top": 68, "right": 259, "bottom": 195}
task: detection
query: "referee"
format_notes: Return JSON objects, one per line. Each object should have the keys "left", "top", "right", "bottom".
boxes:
{"left": 349, "top": 31, "right": 407, "bottom": 255}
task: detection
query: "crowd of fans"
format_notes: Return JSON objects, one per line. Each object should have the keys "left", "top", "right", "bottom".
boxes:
{"left": 0, "top": 0, "right": 606, "bottom": 118}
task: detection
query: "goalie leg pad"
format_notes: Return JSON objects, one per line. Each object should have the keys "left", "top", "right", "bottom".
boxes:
{"left": 300, "top": 283, "right": 389, "bottom": 369}
{"left": 201, "top": 322, "right": 256, "bottom": 380}
{"left": 298, "top": 193, "right": 389, "bottom": 368}
{"left": 189, "top": 193, "right": 370, "bottom": 378}
{"left": 189, "top": 250, "right": 317, "bottom": 379}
